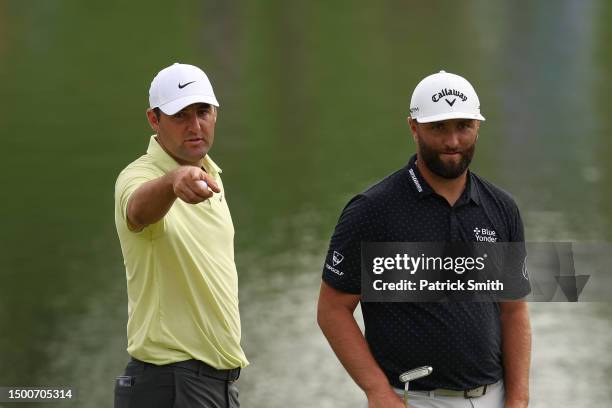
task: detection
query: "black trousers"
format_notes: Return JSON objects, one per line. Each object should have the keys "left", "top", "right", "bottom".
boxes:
{"left": 114, "top": 358, "right": 240, "bottom": 408}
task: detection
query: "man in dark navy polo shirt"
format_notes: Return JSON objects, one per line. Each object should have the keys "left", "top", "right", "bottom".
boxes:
{"left": 317, "top": 71, "right": 531, "bottom": 408}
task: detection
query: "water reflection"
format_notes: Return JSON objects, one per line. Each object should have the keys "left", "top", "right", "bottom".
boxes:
{"left": 0, "top": 0, "right": 611, "bottom": 407}
{"left": 474, "top": 0, "right": 607, "bottom": 238}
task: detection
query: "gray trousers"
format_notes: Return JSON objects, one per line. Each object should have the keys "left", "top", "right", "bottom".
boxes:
{"left": 363, "top": 382, "right": 504, "bottom": 408}
{"left": 114, "top": 359, "right": 239, "bottom": 408}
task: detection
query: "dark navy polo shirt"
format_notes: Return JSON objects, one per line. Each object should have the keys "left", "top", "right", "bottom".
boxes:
{"left": 322, "top": 154, "right": 530, "bottom": 390}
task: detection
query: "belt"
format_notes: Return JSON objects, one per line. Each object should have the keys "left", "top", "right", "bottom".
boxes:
{"left": 131, "top": 358, "right": 241, "bottom": 382}
{"left": 435, "top": 383, "right": 491, "bottom": 398}
{"left": 409, "top": 381, "right": 500, "bottom": 399}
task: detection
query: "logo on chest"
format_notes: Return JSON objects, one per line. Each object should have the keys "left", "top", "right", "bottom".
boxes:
{"left": 473, "top": 227, "right": 498, "bottom": 242}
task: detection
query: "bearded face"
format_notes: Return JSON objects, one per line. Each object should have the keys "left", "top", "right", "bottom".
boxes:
{"left": 413, "top": 119, "right": 479, "bottom": 179}
{"left": 416, "top": 133, "right": 476, "bottom": 179}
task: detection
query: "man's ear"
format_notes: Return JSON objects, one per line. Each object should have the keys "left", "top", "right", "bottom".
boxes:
{"left": 407, "top": 117, "right": 418, "bottom": 143}
{"left": 212, "top": 106, "right": 218, "bottom": 123}
{"left": 146, "top": 108, "right": 160, "bottom": 132}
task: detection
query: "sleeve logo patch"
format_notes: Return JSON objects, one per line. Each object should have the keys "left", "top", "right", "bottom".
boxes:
{"left": 332, "top": 251, "right": 345, "bottom": 266}
{"left": 325, "top": 263, "right": 344, "bottom": 276}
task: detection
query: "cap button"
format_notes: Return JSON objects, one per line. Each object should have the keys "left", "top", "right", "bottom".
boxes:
{"left": 439, "top": 70, "right": 446, "bottom": 73}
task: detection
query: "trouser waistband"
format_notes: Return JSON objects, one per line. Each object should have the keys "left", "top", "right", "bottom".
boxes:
{"left": 130, "top": 357, "right": 241, "bottom": 382}
{"left": 401, "top": 380, "right": 502, "bottom": 399}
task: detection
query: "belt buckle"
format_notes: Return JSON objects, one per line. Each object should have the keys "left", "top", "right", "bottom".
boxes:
{"left": 464, "top": 384, "right": 487, "bottom": 399}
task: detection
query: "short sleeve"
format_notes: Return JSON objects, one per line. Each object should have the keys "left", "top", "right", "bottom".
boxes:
{"left": 322, "top": 195, "right": 374, "bottom": 294}
{"left": 114, "top": 164, "right": 162, "bottom": 234}
{"left": 500, "top": 203, "right": 531, "bottom": 299}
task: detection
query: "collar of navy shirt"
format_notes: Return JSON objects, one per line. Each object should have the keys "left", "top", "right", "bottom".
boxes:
{"left": 406, "top": 154, "right": 481, "bottom": 207}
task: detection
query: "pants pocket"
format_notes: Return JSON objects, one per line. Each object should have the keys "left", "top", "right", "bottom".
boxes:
{"left": 228, "top": 382, "right": 240, "bottom": 408}
{"left": 114, "top": 376, "right": 133, "bottom": 408}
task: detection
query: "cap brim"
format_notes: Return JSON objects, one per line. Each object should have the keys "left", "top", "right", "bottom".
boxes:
{"left": 158, "top": 94, "right": 220, "bottom": 115}
{"left": 415, "top": 112, "right": 485, "bottom": 123}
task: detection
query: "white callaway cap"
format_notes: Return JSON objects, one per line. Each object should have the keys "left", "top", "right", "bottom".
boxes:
{"left": 410, "top": 70, "right": 485, "bottom": 123}
{"left": 149, "top": 63, "right": 219, "bottom": 115}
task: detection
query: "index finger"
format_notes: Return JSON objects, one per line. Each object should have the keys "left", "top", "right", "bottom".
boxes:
{"left": 199, "top": 173, "right": 221, "bottom": 193}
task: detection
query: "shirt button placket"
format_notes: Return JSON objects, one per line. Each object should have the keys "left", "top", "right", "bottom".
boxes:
{"left": 449, "top": 210, "right": 461, "bottom": 242}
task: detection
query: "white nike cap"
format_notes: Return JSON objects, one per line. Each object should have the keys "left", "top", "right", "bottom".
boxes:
{"left": 409, "top": 70, "right": 485, "bottom": 123}
{"left": 149, "top": 63, "right": 219, "bottom": 115}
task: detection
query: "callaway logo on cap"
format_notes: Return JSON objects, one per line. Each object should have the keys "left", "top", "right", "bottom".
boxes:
{"left": 409, "top": 70, "right": 485, "bottom": 123}
{"left": 149, "top": 63, "right": 219, "bottom": 115}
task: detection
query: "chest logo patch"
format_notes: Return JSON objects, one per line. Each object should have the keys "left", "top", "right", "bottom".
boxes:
{"left": 332, "top": 251, "right": 344, "bottom": 266}
{"left": 473, "top": 227, "right": 498, "bottom": 242}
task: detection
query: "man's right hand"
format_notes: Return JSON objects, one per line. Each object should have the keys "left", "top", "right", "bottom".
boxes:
{"left": 366, "top": 388, "right": 406, "bottom": 408}
{"left": 170, "top": 166, "right": 221, "bottom": 204}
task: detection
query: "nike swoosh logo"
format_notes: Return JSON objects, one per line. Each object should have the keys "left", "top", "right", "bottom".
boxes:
{"left": 178, "top": 81, "right": 196, "bottom": 89}
{"left": 445, "top": 98, "right": 456, "bottom": 107}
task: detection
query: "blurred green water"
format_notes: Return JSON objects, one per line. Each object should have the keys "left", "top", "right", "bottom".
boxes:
{"left": 1, "top": 1, "right": 611, "bottom": 407}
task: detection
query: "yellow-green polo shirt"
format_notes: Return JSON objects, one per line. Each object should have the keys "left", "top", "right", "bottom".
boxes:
{"left": 114, "top": 135, "right": 248, "bottom": 369}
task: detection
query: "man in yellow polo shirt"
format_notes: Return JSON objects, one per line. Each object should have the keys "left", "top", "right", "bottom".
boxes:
{"left": 114, "top": 63, "right": 248, "bottom": 408}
